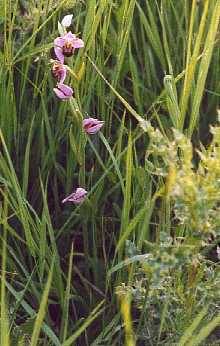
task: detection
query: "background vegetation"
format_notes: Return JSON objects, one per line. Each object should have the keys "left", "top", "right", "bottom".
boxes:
{"left": 0, "top": 0, "right": 220, "bottom": 345}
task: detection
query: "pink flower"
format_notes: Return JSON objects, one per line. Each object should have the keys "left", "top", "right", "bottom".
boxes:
{"left": 62, "top": 187, "right": 87, "bottom": 204}
{"left": 53, "top": 83, "right": 73, "bottom": 100}
{"left": 52, "top": 61, "right": 67, "bottom": 83}
{"left": 83, "top": 118, "right": 104, "bottom": 134}
{"left": 54, "top": 31, "right": 84, "bottom": 63}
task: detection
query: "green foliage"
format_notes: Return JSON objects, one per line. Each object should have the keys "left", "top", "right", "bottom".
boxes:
{"left": 0, "top": 0, "right": 220, "bottom": 345}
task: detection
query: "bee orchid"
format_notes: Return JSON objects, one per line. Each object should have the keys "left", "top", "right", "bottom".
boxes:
{"left": 62, "top": 187, "right": 87, "bottom": 204}
{"left": 82, "top": 118, "right": 104, "bottom": 134}
{"left": 54, "top": 32, "right": 84, "bottom": 63}
{"left": 51, "top": 61, "right": 67, "bottom": 83}
{"left": 53, "top": 83, "right": 73, "bottom": 100}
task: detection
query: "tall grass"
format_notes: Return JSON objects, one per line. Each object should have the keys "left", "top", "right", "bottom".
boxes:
{"left": 0, "top": 0, "right": 220, "bottom": 345}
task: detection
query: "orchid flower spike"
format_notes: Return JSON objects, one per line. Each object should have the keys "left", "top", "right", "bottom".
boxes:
{"left": 54, "top": 32, "right": 84, "bottom": 63}
{"left": 52, "top": 61, "right": 67, "bottom": 83}
{"left": 61, "top": 14, "right": 73, "bottom": 28}
{"left": 62, "top": 187, "right": 87, "bottom": 204}
{"left": 53, "top": 83, "right": 73, "bottom": 100}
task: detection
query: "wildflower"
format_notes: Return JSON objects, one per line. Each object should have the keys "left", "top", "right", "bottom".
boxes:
{"left": 52, "top": 61, "right": 67, "bottom": 83}
{"left": 53, "top": 83, "right": 73, "bottom": 100}
{"left": 61, "top": 14, "right": 73, "bottom": 28}
{"left": 54, "top": 32, "right": 84, "bottom": 63}
{"left": 62, "top": 187, "right": 87, "bottom": 204}
{"left": 83, "top": 117, "right": 104, "bottom": 134}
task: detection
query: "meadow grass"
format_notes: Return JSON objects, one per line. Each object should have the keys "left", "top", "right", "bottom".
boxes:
{"left": 0, "top": 0, "right": 220, "bottom": 345}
